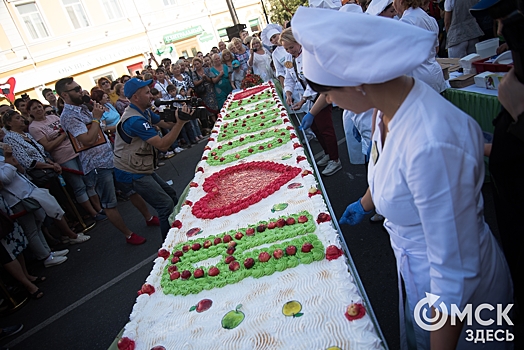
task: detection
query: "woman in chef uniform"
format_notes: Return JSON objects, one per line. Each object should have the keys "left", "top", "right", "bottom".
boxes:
{"left": 393, "top": 0, "right": 447, "bottom": 93}
{"left": 292, "top": 7, "right": 512, "bottom": 350}
{"left": 261, "top": 24, "right": 287, "bottom": 88}
{"left": 281, "top": 27, "right": 342, "bottom": 176}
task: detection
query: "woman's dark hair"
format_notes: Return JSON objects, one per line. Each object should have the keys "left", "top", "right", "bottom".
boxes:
{"left": 150, "top": 87, "right": 159, "bottom": 96}
{"left": 2, "top": 109, "right": 19, "bottom": 130}
{"left": 26, "top": 99, "right": 43, "bottom": 116}
{"left": 305, "top": 78, "right": 335, "bottom": 94}
{"left": 90, "top": 89, "right": 105, "bottom": 103}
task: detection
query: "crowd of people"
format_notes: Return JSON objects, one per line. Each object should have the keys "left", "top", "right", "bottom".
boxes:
{"left": 0, "top": 0, "right": 522, "bottom": 347}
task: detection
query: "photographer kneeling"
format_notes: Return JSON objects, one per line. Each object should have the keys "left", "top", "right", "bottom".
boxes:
{"left": 114, "top": 78, "right": 193, "bottom": 239}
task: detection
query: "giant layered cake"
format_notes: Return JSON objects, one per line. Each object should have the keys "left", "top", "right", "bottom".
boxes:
{"left": 120, "top": 83, "right": 385, "bottom": 350}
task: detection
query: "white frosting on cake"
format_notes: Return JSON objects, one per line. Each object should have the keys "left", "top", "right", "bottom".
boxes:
{"left": 122, "top": 83, "right": 385, "bottom": 349}
{"left": 126, "top": 259, "right": 383, "bottom": 350}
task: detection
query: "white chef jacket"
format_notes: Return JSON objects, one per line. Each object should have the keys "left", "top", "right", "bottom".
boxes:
{"left": 272, "top": 46, "right": 287, "bottom": 80}
{"left": 283, "top": 52, "right": 316, "bottom": 113}
{"left": 400, "top": 7, "right": 448, "bottom": 93}
{"left": 368, "top": 79, "right": 512, "bottom": 349}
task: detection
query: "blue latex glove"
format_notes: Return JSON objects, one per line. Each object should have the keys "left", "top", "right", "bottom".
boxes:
{"left": 299, "top": 112, "right": 314, "bottom": 130}
{"left": 339, "top": 198, "right": 372, "bottom": 225}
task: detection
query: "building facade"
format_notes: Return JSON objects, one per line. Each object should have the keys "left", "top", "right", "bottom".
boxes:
{"left": 0, "top": 0, "right": 267, "bottom": 103}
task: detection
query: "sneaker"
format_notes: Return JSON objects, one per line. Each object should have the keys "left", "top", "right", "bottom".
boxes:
{"left": 164, "top": 151, "right": 175, "bottom": 159}
{"left": 322, "top": 160, "right": 342, "bottom": 176}
{"left": 146, "top": 216, "right": 160, "bottom": 227}
{"left": 157, "top": 162, "right": 166, "bottom": 166}
{"left": 0, "top": 324, "right": 23, "bottom": 340}
{"left": 174, "top": 147, "right": 184, "bottom": 153}
{"left": 316, "top": 154, "right": 330, "bottom": 167}
{"left": 51, "top": 249, "right": 69, "bottom": 257}
{"left": 126, "top": 233, "right": 146, "bottom": 245}
{"left": 61, "top": 236, "right": 70, "bottom": 244}
{"left": 68, "top": 233, "right": 90, "bottom": 244}
{"left": 44, "top": 255, "right": 67, "bottom": 267}
{"left": 94, "top": 213, "right": 108, "bottom": 222}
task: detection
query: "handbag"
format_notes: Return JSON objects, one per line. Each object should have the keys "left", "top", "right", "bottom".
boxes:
{"left": 194, "top": 71, "right": 206, "bottom": 96}
{"left": 20, "top": 197, "right": 42, "bottom": 212}
{"left": 23, "top": 137, "right": 59, "bottom": 187}
{"left": 27, "top": 168, "right": 59, "bottom": 187}
{"left": 3, "top": 188, "right": 42, "bottom": 213}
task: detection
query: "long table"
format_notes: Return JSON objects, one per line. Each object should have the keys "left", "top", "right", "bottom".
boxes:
{"left": 443, "top": 76, "right": 501, "bottom": 133}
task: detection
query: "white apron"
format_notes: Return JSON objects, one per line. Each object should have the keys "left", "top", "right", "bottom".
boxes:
{"left": 368, "top": 79, "right": 513, "bottom": 349}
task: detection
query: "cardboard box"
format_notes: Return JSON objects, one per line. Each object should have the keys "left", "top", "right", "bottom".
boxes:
{"left": 485, "top": 72, "right": 506, "bottom": 90}
{"left": 474, "top": 72, "right": 507, "bottom": 89}
{"left": 449, "top": 74, "right": 476, "bottom": 88}
{"left": 459, "top": 54, "right": 482, "bottom": 74}
{"left": 474, "top": 72, "right": 492, "bottom": 88}
{"left": 437, "top": 58, "right": 460, "bottom": 80}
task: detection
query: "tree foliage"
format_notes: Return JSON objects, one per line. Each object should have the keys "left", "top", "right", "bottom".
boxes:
{"left": 264, "top": 0, "right": 309, "bottom": 25}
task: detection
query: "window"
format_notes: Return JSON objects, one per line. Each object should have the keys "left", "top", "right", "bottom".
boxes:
{"left": 249, "top": 19, "right": 260, "bottom": 33}
{"left": 163, "top": 0, "right": 176, "bottom": 5}
{"left": 181, "top": 50, "right": 188, "bottom": 59}
{"left": 218, "top": 28, "right": 228, "bottom": 40}
{"left": 62, "top": 0, "right": 90, "bottom": 29}
{"left": 101, "top": 0, "right": 123, "bottom": 20}
{"left": 191, "top": 48, "right": 197, "bottom": 57}
{"left": 15, "top": 2, "right": 49, "bottom": 40}
{"left": 93, "top": 72, "right": 116, "bottom": 85}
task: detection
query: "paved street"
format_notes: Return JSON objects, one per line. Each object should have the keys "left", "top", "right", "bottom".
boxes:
{"left": 0, "top": 109, "right": 512, "bottom": 349}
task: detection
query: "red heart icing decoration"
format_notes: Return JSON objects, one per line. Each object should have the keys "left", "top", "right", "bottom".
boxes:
{"left": 192, "top": 161, "right": 301, "bottom": 219}
{"left": 232, "top": 85, "right": 269, "bottom": 101}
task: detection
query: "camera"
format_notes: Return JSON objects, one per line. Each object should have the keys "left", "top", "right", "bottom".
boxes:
{"left": 153, "top": 97, "right": 204, "bottom": 122}
{"left": 173, "top": 97, "right": 203, "bottom": 108}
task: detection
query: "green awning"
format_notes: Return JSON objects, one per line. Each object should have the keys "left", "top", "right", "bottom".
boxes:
{"left": 163, "top": 26, "right": 203, "bottom": 44}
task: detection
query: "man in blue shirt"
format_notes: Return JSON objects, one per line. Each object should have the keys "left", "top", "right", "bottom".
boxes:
{"left": 57, "top": 77, "right": 146, "bottom": 245}
{"left": 113, "top": 78, "right": 190, "bottom": 239}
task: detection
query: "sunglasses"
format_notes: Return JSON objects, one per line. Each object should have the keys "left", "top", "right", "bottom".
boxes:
{"left": 100, "top": 81, "right": 110, "bottom": 85}
{"left": 1, "top": 109, "right": 18, "bottom": 119}
{"left": 45, "top": 110, "right": 55, "bottom": 115}
{"left": 65, "top": 86, "right": 82, "bottom": 93}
